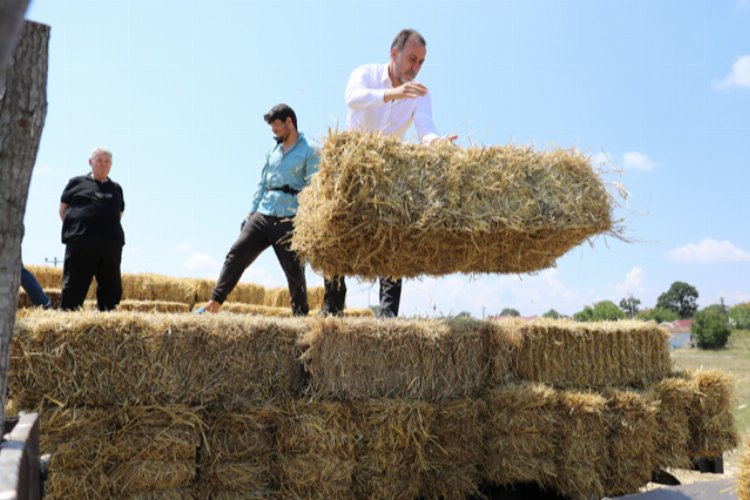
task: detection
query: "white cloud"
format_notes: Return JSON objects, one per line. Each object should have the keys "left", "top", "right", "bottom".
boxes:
{"left": 667, "top": 238, "right": 750, "bottom": 263}
{"left": 614, "top": 267, "right": 645, "bottom": 296}
{"left": 622, "top": 152, "right": 656, "bottom": 171}
{"left": 714, "top": 55, "right": 750, "bottom": 90}
{"left": 176, "top": 242, "right": 220, "bottom": 273}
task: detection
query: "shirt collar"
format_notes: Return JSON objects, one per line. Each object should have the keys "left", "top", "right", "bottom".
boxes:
{"left": 380, "top": 63, "right": 393, "bottom": 88}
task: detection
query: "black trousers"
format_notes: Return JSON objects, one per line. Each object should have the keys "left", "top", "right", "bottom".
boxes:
{"left": 323, "top": 276, "right": 402, "bottom": 318}
{"left": 61, "top": 236, "right": 123, "bottom": 311}
{"left": 212, "top": 213, "right": 309, "bottom": 316}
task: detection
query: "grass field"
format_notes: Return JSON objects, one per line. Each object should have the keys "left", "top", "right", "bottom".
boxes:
{"left": 671, "top": 328, "right": 750, "bottom": 476}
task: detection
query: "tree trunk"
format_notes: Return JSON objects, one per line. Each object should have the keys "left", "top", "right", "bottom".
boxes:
{"left": 0, "top": 0, "right": 31, "bottom": 98}
{"left": 0, "top": 20, "right": 49, "bottom": 432}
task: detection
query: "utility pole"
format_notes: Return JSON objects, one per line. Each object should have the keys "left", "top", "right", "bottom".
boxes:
{"left": 44, "top": 257, "right": 61, "bottom": 268}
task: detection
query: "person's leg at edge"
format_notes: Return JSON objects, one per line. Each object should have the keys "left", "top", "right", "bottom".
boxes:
{"left": 270, "top": 217, "right": 309, "bottom": 317}
{"left": 320, "top": 276, "right": 346, "bottom": 317}
{"left": 93, "top": 237, "right": 123, "bottom": 311}
{"left": 20, "top": 262, "right": 51, "bottom": 308}
{"left": 60, "top": 238, "right": 98, "bottom": 310}
{"left": 203, "top": 213, "right": 271, "bottom": 313}
{"left": 378, "top": 277, "right": 402, "bottom": 318}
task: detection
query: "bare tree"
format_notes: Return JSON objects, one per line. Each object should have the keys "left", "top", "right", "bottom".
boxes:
{"left": 0, "top": 16, "right": 49, "bottom": 431}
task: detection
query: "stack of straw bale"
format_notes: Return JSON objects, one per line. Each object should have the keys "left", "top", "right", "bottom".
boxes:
{"left": 740, "top": 433, "right": 750, "bottom": 500}
{"left": 18, "top": 288, "right": 61, "bottom": 309}
{"left": 300, "top": 318, "right": 494, "bottom": 401}
{"left": 9, "top": 311, "right": 740, "bottom": 498}
{"left": 498, "top": 318, "right": 672, "bottom": 388}
{"left": 292, "top": 130, "right": 616, "bottom": 279}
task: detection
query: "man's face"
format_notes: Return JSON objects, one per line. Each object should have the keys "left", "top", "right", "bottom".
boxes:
{"left": 89, "top": 153, "right": 112, "bottom": 180}
{"left": 270, "top": 118, "right": 291, "bottom": 144}
{"left": 390, "top": 38, "right": 426, "bottom": 85}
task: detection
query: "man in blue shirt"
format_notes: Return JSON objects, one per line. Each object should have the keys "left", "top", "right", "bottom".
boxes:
{"left": 197, "top": 104, "right": 318, "bottom": 316}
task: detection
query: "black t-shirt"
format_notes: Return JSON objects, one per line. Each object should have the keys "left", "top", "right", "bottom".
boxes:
{"left": 60, "top": 175, "right": 125, "bottom": 244}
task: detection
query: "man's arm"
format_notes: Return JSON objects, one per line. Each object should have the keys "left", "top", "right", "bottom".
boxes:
{"left": 304, "top": 147, "right": 320, "bottom": 185}
{"left": 344, "top": 65, "right": 388, "bottom": 109}
{"left": 58, "top": 202, "right": 68, "bottom": 220}
{"left": 250, "top": 159, "right": 269, "bottom": 213}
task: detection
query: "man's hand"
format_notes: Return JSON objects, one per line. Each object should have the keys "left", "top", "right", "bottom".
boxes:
{"left": 384, "top": 81, "right": 428, "bottom": 102}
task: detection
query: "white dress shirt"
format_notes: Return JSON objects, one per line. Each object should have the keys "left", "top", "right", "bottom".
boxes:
{"left": 345, "top": 63, "right": 439, "bottom": 144}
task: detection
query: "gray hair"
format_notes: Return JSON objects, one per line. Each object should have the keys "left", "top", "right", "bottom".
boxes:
{"left": 90, "top": 147, "right": 112, "bottom": 161}
{"left": 391, "top": 29, "right": 426, "bottom": 52}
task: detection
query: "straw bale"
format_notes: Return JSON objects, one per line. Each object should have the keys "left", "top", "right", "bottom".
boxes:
{"left": 422, "top": 399, "right": 485, "bottom": 500}
{"left": 263, "top": 287, "right": 290, "bottom": 308}
{"left": 10, "top": 311, "right": 307, "bottom": 408}
{"left": 352, "top": 399, "right": 433, "bottom": 499}
{"left": 111, "top": 405, "right": 204, "bottom": 462}
{"left": 687, "top": 369, "right": 739, "bottom": 459}
{"left": 548, "top": 390, "right": 608, "bottom": 499}
{"left": 39, "top": 407, "right": 117, "bottom": 471}
{"left": 203, "top": 407, "right": 279, "bottom": 463}
{"left": 125, "top": 490, "right": 197, "bottom": 500}
{"left": 300, "top": 317, "right": 491, "bottom": 401}
{"left": 198, "top": 488, "right": 276, "bottom": 500}
{"left": 207, "top": 302, "right": 293, "bottom": 317}
{"left": 649, "top": 374, "right": 693, "bottom": 469}
{"left": 45, "top": 468, "right": 111, "bottom": 499}
{"left": 110, "top": 460, "right": 196, "bottom": 494}
{"left": 119, "top": 273, "right": 197, "bottom": 304}
{"left": 292, "top": 130, "right": 615, "bottom": 279}
{"left": 81, "top": 299, "right": 190, "bottom": 313}
{"left": 602, "top": 389, "right": 658, "bottom": 497}
{"left": 5, "top": 399, "right": 18, "bottom": 418}
{"left": 25, "top": 265, "right": 62, "bottom": 289}
{"left": 503, "top": 319, "right": 671, "bottom": 388}
{"left": 739, "top": 433, "right": 750, "bottom": 500}
{"left": 276, "top": 400, "right": 356, "bottom": 499}
{"left": 488, "top": 322, "right": 517, "bottom": 386}
{"left": 483, "top": 383, "right": 558, "bottom": 486}
{"left": 191, "top": 278, "right": 267, "bottom": 306}
{"left": 307, "top": 286, "right": 324, "bottom": 310}
{"left": 18, "top": 288, "right": 61, "bottom": 309}
{"left": 200, "top": 463, "right": 276, "bottom": 495}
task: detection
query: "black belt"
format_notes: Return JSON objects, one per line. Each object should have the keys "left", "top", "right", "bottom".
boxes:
{"left": 268, "top": 185, "right": 299, "bottom": 195}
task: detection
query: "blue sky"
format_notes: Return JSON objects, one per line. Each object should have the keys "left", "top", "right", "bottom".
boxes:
{"left": 21, "top": 0, "right": 750, "bottom": 317}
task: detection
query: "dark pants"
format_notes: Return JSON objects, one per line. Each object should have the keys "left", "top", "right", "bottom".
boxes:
{"left": 21, "top": 263, "right": 51, "bottom": 308}
{"left": 212, "top": 213, "right": 309, "bottom": 316}
{"left": 61, "top": 236, "right": 123, "bottom": 311}
{"left": 323, "top": 276, "right": 402, "bottom": 318}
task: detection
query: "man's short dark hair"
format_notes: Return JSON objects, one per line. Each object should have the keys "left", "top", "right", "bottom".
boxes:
{"left": 391, "top": 29, "right": 426, "bottom": 52}
{"left": 264, "top": 103, "right": 297, "bottom": 130}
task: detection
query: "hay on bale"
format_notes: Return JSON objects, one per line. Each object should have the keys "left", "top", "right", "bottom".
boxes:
{"left": 10, "top": 311, "right": 307, "bottom": 409}
{"left": 276, "top": 400, "right": 356, "bottom": 499}
{"left": 548, "top": 390, "right": 608, "bottom": 500}
{"left": 501, "top": 318, "right": 671, "bottom": 388}
{"left": 602, "top": 389, "right": 658, "bottom": 497}
{"left": 649, "top": 374, "right": 694, "bottom": 470}
{"left": 686, "top": 369, "right": 739, "bottom": 459}
{"left": 351, "top": 399, "right": 433, "bottom": 499}
{"left": 39, "top": 407, "right": 118, "bottom": 471}
{"left": 82, "top": 299, "right": 190, "bottom": 313}
{"left": 110, "top": 460, "right": 196, "bottom": 494}
{"left": 739, "top": 433, "right": 750, "bottom": 500}
{"left": 191, "top": 277, "right": 266, "bottom": 306}
{"left": 200, "top": 463, "right": 276, "bottom": 496}
{"left": 45, "top": 468, "right": 111, "bottom": 499}
{"left": 307, "top": 286, "right": 324, "bottom": 310}
{"left": 300, "top": 317, "right": 491, "bottom": 401}
{"left": 125, "top": 489, "right": 197, "bottom": 500}
{"left": 111, "top": 405, "right": 204, "bottom": 462}
{"left": 483, "top": 383, "right": 558, "bottom": 487}
{"left": 292, "top": 130, "right": 616, "bottom": 279}
{"left": 203, "top": 302, "right": 293, "bottom": 317}
{"left": 263, "top": 287, "right": 290, "bottom": 308}
{"left": 421, "top": 399, "right": 486, "bottom": 500}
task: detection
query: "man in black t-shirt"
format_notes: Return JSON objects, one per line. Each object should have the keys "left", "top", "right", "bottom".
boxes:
{"left": 59, "top": 147, "right": 125, "bottom": 311}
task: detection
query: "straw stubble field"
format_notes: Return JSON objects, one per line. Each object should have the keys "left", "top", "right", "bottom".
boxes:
{"left": 7, "top": 311, "right": 740, "bottom": 499}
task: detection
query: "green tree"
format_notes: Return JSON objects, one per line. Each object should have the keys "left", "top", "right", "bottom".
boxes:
{"left": 619, "top": 295, "right": 641, "bottom": 318}
{"left": 656, "top": 281, "right": 699, "bottom": 319}
{"left": 574, "top": 301, "right": 626, "bottom": 322}
{"left": 637, "top": 308, "right": 678, "bottom": 323}
{"left": 692, "top": 306, "right": 731, "bottom": 349}
{"left": 729, "top": 303, "right": 750, "bottom": 329}
{"left": 455, "top": 311, "right": 472, "bottom": 319}
{"left": 542, "top": 309, "right": 563, "bottom": 319}
{"left": 500, "top": 308, "right": 520, "bottom": 317}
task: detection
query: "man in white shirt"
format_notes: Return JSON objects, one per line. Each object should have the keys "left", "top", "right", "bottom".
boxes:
{"left": 321, "top": 29, "right": 455, "bottom": 319}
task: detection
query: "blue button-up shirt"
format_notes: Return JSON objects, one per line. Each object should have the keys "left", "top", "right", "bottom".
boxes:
{"left": 251, "top": 133, "right": 319, "bottom": 217}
